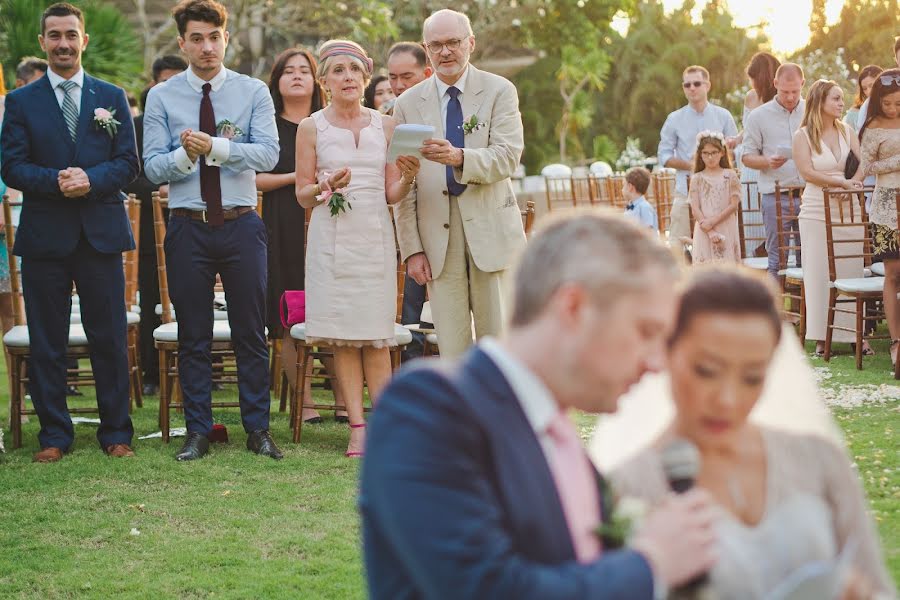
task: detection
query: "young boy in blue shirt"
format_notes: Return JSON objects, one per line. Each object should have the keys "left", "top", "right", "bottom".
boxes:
{"left": 623, "top": 167, "right": 658, "bottom": 232}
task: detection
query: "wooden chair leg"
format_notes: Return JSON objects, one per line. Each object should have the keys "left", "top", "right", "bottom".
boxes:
{"left": 271, "top": 338, "right": 282, "bottom": 398}
{"left": 10, "top": 355, "right": 23, "bottom": 449}
{"left": 855, "top": 298, "right": 864, "bottom": 371}
{"left": 824, "top": 290, "right": 836, "bottom": 362}
{"left": 290, "top": 342, "right": 307, "bottom": 444}
{"left": 160, "top": 348, "right": 170, "bottom": 443}
{"left": 279, "top": 370, "right": 289, "bottom": 414}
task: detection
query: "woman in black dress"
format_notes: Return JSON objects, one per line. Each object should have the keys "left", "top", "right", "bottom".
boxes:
{"left": 259, "top": 48, "right": 328, "bottom": 421}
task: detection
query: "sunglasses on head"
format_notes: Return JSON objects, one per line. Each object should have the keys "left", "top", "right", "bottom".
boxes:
{"left": 881, "top": 74, "right": 900, "bottom": 86}
{"left": 683, "top": 81, "right": 705, "bottom": 88}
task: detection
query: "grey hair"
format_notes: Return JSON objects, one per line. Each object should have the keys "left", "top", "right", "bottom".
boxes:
{"left": 423, "top": 9, "right": 474, "bottom": 40}
{"left": 510, "top": 209, "right": 679, "bottom": 327}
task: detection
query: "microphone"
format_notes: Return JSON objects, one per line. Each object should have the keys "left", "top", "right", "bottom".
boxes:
{"left": 661, "top": 438, "right": 710, "bottom": 592}
{"left": 661, "top": 438, "right": 700, "bottom": 494}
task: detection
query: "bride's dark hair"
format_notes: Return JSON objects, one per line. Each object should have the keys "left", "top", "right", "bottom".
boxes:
{"left": 670, "top": 266, "right": 782, "bottom": 345}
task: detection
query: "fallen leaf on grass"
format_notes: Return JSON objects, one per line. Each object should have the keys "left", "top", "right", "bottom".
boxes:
{"left": 130, "top": 528, "right": 141, "bottom": 536}
{"left": 222, "top": 490, "right": 232, "bottom": 496}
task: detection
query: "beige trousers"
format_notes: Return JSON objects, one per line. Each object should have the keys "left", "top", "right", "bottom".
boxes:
{"left": 427, "top": 197, "right": 509, "bottom": 359}
{"left": 669, "top": 192, "right": 692, "bottom": 245}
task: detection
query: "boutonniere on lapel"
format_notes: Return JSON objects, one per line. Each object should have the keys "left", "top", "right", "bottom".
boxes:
{"left": 461, "top": 114, "right": 486, "bottom": 135}
{"left": 216, "top": 119, "right": 244, "bottom": 140}
{"left": 594, "top": 479, "right": 648, "bottom": 550}
{"left": 93, "top": 107, "right": 121, "bottom": 138}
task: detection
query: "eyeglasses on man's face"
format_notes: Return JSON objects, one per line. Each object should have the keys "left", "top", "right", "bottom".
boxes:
{"left": 425, "top": 38, "right": 464, "bottom": 54}
{"left": 881, "top": 74, "right": 900, "bottom": 86}
{"left": 683, "top": 81, "right": 705, "bottom": 89}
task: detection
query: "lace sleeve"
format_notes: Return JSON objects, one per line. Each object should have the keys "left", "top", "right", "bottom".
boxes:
{"left": 817, "top": 437, "right": 896, "bottom": 597}
{"left": 860, "top": 130, "right": 900, "bottom": 177}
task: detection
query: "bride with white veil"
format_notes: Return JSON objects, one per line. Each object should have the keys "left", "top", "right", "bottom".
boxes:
{"left": 590, "top": 267, "right": 894, "bottom": 599}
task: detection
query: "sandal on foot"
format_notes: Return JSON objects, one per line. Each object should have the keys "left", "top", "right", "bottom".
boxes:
{"left": 850, "top": 343, "right": 875, "bottom": 357}
{"left": 346, "top": 423, "right": 365, "bottom": 458}
{"left": 334, "top": 408, "right": 349, "bottom": 424}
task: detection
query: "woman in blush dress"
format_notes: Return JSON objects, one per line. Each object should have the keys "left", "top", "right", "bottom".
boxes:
{"left": 295, "top": 40, "right": 419, "bottom": 457}
{"left": 592, "top": 267, "right": 895, "bottom": 600}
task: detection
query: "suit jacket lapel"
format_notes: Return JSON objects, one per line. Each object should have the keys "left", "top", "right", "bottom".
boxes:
{"left": 464, "top": 348, "right": 577, "bottom": 562}
{"left": 460, "top": 66, "right": 486, "bottom": 132}
{"left": 417, "top": 77, "right": 445, "bottom": 137}
{"left": 74, "top": 75, "right": 98, "bottom": 161}
{"left": 38, "top": 75, "right": 75, "bottom": 154}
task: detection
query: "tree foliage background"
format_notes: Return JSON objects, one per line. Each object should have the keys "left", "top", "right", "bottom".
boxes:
{"left": 1, "top": 0, "right": 897, "bottom": 174}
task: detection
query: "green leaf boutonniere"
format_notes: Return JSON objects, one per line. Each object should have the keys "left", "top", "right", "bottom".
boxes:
{"left": 216, "top": 119, "right": 245, "bottom": 140}
{"left": 93, "top": 107, "right": 121, "bottom": 138}
{"left": 461, "top": 114, "right": 485, "bottom": 135}
{"left": 595, "top": 486, "right": 648, "bottom": 550}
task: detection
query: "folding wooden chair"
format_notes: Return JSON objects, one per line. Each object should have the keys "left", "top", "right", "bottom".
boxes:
{"left": 822, "top": 187, "right": 885, "bottom": 369}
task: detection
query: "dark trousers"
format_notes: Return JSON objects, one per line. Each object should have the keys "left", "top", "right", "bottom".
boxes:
{"left": 164, "top": 212, "right": 270, "bottom": 435}
{"left": 21, "top": 235, "right": 133, "bottom": 450}
{"left": 400, "top": 275, "right": 427, "bottom": 361}
{"left": 138, "top": 250, "right": 161, "bottom": 383}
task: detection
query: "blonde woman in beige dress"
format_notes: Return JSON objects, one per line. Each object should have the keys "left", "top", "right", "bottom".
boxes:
{"left": 794, "top": 79, "right": 870, "bottom": 357}
{"left": 296, "top": 41, "right": 419, "bottom": 457}
{"left": 592, "top": 268, "right": 895, "bottom": 600}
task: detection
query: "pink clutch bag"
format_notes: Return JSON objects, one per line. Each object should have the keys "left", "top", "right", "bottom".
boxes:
{"left": 280, "top": 291, "right": 306, "bottom": 328}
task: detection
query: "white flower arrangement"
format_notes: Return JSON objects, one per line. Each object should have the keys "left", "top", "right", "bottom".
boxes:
{"left": 615, "top": 137, "right": 656, "bottom": 171}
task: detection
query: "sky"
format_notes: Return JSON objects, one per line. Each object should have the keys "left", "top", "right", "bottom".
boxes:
{"left": 657, "top": 0, "right": 846, "bottom": 55}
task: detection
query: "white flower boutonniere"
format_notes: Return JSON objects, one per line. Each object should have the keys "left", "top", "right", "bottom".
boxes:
{"left": 93, "top": 107, "right": 121, "bottom": 138}
{"left": 216, "top": 119, "right": 244, "bottom": 140}
{"left": 461, "top": 114, "right": 486, "bottom": 135}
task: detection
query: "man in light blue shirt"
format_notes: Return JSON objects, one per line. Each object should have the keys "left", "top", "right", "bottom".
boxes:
{"left": 658, "top": 65, "right": 737, "bottom": 248}
{"left": 742, "top": 63, "right": 805, "bottom": 278}
{"left": 142, "top": 0, "right": 281, "bottom": 462}
{"left": 622, "top": 167, "right": 658, "bottom": 231}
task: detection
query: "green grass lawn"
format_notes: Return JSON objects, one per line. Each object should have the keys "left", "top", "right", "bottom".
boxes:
{"left": 0, "top": 339, "right": 897, "bottom": 599}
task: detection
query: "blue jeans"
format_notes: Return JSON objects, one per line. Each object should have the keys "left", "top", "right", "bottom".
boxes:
{"left": 165, "top": 212, "right": 270, "bottom": 435}
{"left": 762, "top": 192, "right": 801, "bottom": 278}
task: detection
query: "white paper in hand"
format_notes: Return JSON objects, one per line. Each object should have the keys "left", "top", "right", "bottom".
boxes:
{"left": 388, "top": 124, "right": 435, "bottom": 162}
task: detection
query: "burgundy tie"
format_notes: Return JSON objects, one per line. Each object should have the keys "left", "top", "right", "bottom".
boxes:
{"left": 199, "top": 82, "right": 224, "bottom": 227}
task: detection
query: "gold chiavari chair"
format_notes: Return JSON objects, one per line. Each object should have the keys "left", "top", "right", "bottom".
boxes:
{"left": 543, "top": 176, "right": 572, "bottom": 212}
{"left": 737, "top": 181, "right": 768, "bottom": 270}
{"left": 605, "top": 175, "right": 628, "bottom": 209}
{"left": 774, "top": 186, "right": 805, "bottom": 339}
{"left": 652, "top": 171, "right": 676, "bottom": 239}
{"left": 822, "top": 187, "right": 885, "bottom": 369}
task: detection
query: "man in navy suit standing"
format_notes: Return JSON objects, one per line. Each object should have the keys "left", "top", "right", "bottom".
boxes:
{"left": 1, "top": 3, "right": 139, "bottom": 462}
{"left": 362, "top": 211, "right": 718, "bottom": 598}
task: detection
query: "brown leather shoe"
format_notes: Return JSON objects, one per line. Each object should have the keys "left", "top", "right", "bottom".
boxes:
{"left": 33, "top": 447, "right": 64, "bottom": 463}
{"left": 105, "top": 444, "right": 135, "bottom": 458}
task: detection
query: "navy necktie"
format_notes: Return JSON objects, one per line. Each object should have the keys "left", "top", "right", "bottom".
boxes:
{"left": 445, "top": 86, "right": 467, "bottom": 197}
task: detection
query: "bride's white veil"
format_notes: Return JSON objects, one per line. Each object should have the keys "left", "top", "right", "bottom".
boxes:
{"left": 590, "top": 325, "right": 845, "bottom": 473}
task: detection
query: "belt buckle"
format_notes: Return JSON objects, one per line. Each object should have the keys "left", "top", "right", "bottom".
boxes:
{"left": 201, "top": 210, "right": 208, "bottom": 223}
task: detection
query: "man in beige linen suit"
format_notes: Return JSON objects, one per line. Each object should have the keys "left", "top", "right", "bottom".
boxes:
{"left": 392, "top": 9, "right": 526, "bottom": 358}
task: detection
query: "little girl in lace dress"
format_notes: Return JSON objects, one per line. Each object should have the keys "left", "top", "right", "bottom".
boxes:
{"left": 689, "top": 131, "right": 741, "bottom": 263}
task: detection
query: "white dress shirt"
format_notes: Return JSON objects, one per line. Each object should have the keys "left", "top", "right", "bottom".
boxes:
{"left": 480, "top": 337, "right": 559, "bottom": 463}
{"left": 46, "top": 67, "right": 84, "bottom": 112}
{"left": 434, "top": 67, "right": 470, "bottom": 137}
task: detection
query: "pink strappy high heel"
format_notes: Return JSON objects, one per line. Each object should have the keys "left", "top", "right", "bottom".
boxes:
{"left": 346, "top": 423, "right": 366, "bottom": 458}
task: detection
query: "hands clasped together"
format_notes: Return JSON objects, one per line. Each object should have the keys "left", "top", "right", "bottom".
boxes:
{"left": 180, "top": 128, "right": 214, "bottom": 163}
{"left": 58, "top": 167, "right": 91, "bottom": 198}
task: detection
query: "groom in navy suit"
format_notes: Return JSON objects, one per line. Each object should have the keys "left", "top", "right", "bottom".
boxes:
{"left": 362, "top": 211, "right": 718, "bottom": 598}
{"left": 0, "top": 2, "right": 139, "bottom": 462}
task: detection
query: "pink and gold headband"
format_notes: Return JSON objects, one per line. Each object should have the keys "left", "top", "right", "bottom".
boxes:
{"left": 319, "top": 42, "right": 374, "bottom": 74}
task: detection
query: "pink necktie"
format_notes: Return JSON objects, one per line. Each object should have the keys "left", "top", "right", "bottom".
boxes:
{"left": 546, "top": 411, "right": 602, "bottom": 563}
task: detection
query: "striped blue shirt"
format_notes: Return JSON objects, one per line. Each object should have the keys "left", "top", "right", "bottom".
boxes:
{"left": 142, "top": 67, "right": 279, "bottom": 210}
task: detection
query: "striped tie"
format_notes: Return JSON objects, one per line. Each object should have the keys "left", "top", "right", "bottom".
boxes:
{"left": 59, "top": 79, "right": 79, "bottom": 142}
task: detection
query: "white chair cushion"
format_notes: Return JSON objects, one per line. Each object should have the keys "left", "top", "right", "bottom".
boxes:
{"left": 291, "top": 322, "right": 413, "bottom": 346}
{"left": 779, "top": 267, "right": 804, "bottom": 280}
{"left": 71, "top": 310, "right": 140, "bottom": 325}
{"left": 833, "top": 278, "right": 884, "bottom": 294}
{"left": 155, "top": 304, "right": 229, "bottom": 320}
{"left": 3, "top": 324, "right": 90, "bottom": 348}
{"left": 425, "top": 332, "right": 439, "bottom": 345}
{"left": 871, "top": 262, "right": 885, "bottom": 277}
{"left": 743, "top": 257, "right": 768, "bottom": 270}
{"left": 153, "top": 320, "right": 234, "bottom": 343}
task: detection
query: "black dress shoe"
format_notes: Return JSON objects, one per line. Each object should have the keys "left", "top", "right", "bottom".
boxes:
{"left": 176, "top": 432, "right": 210, "bottom": 461}
{"left": 142, "top": 383, "right": 160, "bottom": 396}
{"left": 66, "top": 385, "right": 83, "bottom": 397}
{"left": 246, "top": 430, "right": 284, "bottom": 460}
